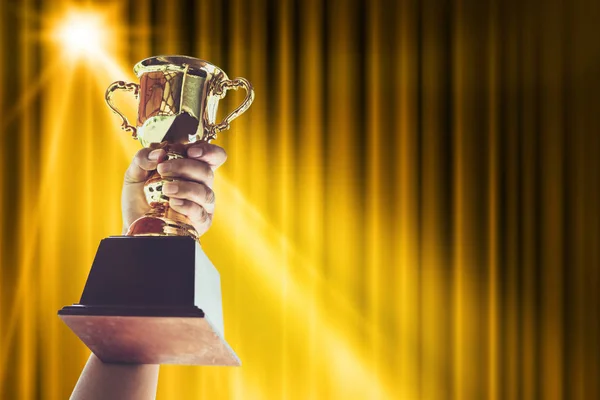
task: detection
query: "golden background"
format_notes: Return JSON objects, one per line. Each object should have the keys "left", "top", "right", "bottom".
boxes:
{"left": 1, "top": 0, "right": 599, "bottom": 398}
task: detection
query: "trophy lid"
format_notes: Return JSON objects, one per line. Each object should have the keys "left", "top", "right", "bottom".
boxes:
{"left": 133, "top": 55, "right": 226, "bottom": 79}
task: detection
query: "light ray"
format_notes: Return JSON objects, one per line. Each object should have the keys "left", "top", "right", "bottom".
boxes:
{"left": 214, "top": 179, "right": 397, "bottom": 398}
{"left": 0, "top": 59, "right": 63, "bottom": 133}
{"left": 0, "top": 66, "right": 77, "bottom": 382}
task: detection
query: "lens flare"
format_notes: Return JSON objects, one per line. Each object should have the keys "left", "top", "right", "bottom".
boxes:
{"left": 52, "top": 10, "right": 108, "bottom": 58}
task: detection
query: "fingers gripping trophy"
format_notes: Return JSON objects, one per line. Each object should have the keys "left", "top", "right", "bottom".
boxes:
{"left": 58, "top": 56, "right": 254, "bottom": 366}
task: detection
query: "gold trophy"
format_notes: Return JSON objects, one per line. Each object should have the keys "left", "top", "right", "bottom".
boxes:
{"left": 58, "top": 56, "right": 254, "bottom": 366}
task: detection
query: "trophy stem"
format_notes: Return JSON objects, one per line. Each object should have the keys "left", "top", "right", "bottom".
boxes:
{"left": 127, "top": 145, "right": 200, "bottom": 241}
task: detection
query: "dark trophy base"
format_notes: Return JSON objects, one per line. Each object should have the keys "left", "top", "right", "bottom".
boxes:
{"left": 58, "top": 236, "right": 240, "bottom": 366}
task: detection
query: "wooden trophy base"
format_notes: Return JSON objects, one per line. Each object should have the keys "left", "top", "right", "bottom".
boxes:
{"left": 58, "top": 236, "right": 240, "bottom": 366}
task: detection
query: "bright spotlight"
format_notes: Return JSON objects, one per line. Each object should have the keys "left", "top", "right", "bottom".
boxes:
{"left": 53, "top": 11, "right": 108, "bottom": 58}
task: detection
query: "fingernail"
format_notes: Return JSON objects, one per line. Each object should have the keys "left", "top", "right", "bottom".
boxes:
{"left": 163, "top": 182, "right": 178, "bottom": 194}
{"left": 170, "top": 198, "right": 184, "bottom": 206}
{"left": 188, "top": 146, "right": 204, "bottom": 158}
{"left": 148, "top": 149, "right": 162, "bottom": 161}
{"left": 157, "top": 162, "right": 171, "bottom": 173}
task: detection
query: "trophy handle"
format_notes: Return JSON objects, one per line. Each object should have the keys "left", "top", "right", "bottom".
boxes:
{"left": 105, "top": 81, "right": 140, "bottom": 139}
{"left": 205, "top": 77, "right": 255, "bottom": 141}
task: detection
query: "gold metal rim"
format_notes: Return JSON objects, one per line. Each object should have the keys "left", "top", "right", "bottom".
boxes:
{"left": 133, "top": 55, "right": 229, "bottom": 79}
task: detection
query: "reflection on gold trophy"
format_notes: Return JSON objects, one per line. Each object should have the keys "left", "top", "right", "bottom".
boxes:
{"left": 58, "top": 56, "right": 254, "bottom": 366}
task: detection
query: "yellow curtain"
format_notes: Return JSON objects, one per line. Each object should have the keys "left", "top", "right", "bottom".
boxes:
{"left": 0, "top": 0, "right": 598, "bottom": 398}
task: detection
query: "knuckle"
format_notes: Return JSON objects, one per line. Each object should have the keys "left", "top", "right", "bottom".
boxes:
{"left": 192, "top": 204, "right": 210, "bottom": 223}
{"left": 200, "top": 210, "right": 210, "bottom": 223}
{"left": 181, "top": 158, "right": 199, "bottom": 174}
{"left": 206, "top": 165, "right": 215, "bottom": 181}
{"left": 218, "top": 147, "right": 228, "bottom": 163}
{"left": 134, "top": 148, "right": 150, "bottom": 165}
{"left": 184, "top": 157, "right": 198, "bottom": 167}
{"left": 204, "top": 186, "right": 215, "bottom": 204}
{"left": 182, "top": 181, "right": 197, "bottom": 198}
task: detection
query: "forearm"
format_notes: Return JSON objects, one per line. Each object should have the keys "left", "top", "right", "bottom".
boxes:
{"left": 71, "top": 354, "right": 159, "bottom": 400}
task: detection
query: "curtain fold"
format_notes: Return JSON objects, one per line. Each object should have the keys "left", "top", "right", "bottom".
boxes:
{"left": 0, "top": 0, "right": 598, "bottom": 398}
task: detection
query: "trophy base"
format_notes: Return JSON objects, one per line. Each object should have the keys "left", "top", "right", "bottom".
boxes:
{"left": 59, "top": 306, "right": 240, "bottom": 366}
{"left": 58, "top": 236, "right": 239, "bottom": 366}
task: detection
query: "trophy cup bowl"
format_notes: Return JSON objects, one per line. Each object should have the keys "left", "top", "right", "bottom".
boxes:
{"left": 58, "top": 56, "right": 254, "bottom": 366}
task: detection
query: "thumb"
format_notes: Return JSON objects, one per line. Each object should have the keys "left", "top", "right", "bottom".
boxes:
{"left": 124, "top": 148, "right": 166, "bottom": 184}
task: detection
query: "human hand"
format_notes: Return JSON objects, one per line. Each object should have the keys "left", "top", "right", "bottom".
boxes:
{"left": 121, "top": 142, "right": 227, "bottom": 237}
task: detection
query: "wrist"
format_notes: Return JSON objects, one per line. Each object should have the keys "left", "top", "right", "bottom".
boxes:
{"left": 71, "top": 354, "right": 160, "bottom": 400}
